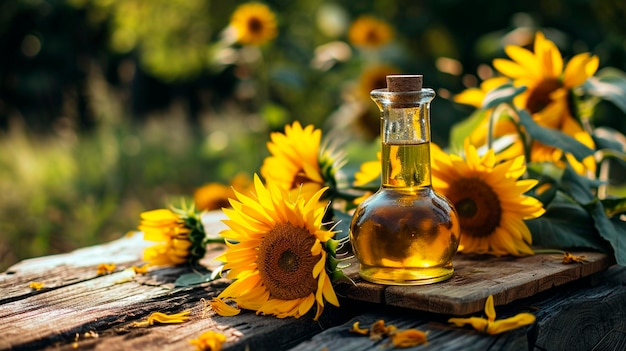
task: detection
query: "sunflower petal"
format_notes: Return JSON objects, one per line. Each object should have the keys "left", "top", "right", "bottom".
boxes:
{"left": 504, "top": 45, "right": 541, "bottom": 79}
{"left": 486, "top": 313, "right": 536, "bottom": 335}
{"left": 210, "top": 298, "right": 241, "bottom": 317}
{"left": 448, "top": 316, "right": 489, "bottom": 332}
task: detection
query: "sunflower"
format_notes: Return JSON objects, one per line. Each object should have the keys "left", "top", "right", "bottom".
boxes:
{"left": 230, "top": 2, "right": 277, "bottom": 46}
{"left": 492, "top": 31, "right": 598, "bottom": 172}
{"left": 194, "top": 173, "right": 252, "bottom": 211}
{"left": 431, "top": 142, "right": 545, "bottom": 256}
{"left": 139, "top": 206, "right": 207, "bottom": 266}
{"left": 493, "top": 31, "right": 599, "bottom": 121}
{"left": 348, "top": 15, "right": 393, "bottom": 49}
{"left": 214, "top": 174, "right": 339, "bottom": 320}
{"left": 260, "top": 121, "right": 327, "bottom": 199}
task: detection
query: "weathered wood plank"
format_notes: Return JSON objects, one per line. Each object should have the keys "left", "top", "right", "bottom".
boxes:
{"left": 0, "top": 232, "right": 151, "bottom": 305}
{"left": 0, "top": 211, "right": 228, "bottom": 305}
{"left": 0, "top": 268, "right": 173, "bottom": 349}
{"left": 288, "top": 304, "right": 531, "bottom": 351}
{"left": 1, "top": 261, "right": 352, "bottom": 351}
{"left": 0, "top": 225, "right": 353, "bottom": 351}
{"left": 531, "top": 265, "right": 626, "bottom": 351}
{"left": 289, "top": 265, "right": 626, "bottom": 351}
{"left": 338, "top": 250, "right": 612, "bottom": 315}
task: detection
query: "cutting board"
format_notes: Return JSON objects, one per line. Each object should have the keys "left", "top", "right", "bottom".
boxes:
{"left": 336, "top": 251, "right": 612, "bottom": 316}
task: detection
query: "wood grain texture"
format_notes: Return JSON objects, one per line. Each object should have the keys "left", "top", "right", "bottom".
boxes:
{"left": 0, "top": 232, "right": 152, "bottom": 305}
{"left": 531, "top": 265, "right": 626, "bottom": 351}
{"left": 288, "top": 308, "right": 532, "bottom": 351}
{"left": 291, "top": 266, "right": 626, "bottom": 351}
{"left": 338, "top": 251, "right": 612, "bottom": 315}
{"left": 1, "top": 211, "right": 624, "bottom": 350}
{"left": 0, "top": 229, "right": 351, "bottom": 351}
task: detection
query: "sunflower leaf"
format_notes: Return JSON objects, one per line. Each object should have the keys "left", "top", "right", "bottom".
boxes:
{"left": 593, "top": 126, "right": 626, "bottom": 154}
{"left": 587, "top": 200, "right": 626, "bottom": 265}
{"left": 559, "top": 166, "right": 604, "bottom": 204}
{"left": 600, "top": 197, "right": 626, "bottom": 217}
{"left": 527, "top": 192, "right": 610, "bottom": 252}
{"left": 527, "top": 162, "right": 565, "bottom": 182}
{"left": 174, "top": 271, "right": 219, "bottom": 287}
{"left": 582, "top": 67, "right": 626, "bottom": 114}
{"left": 482, "top": 84, "right": 527, "bottom": 109}
{"left": 516, "top": 109, "right": 595, "bottom": 161}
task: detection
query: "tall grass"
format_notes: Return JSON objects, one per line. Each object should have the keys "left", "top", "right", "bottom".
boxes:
{"left": 0, "top": 74, "right": 268, "bottom": 272}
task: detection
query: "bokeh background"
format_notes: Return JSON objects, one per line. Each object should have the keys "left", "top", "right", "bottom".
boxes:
{"left": 2, "top": 0, "right": 625, "bottom": 271}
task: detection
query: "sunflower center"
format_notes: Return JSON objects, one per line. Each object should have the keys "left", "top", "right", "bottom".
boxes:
{"left": 247, "top": 17, "right": 264, "bottom": 34}
{"left": 278, "top": 250, "right": 298, "bottom": 272}
{"left": 291, "top": 172, "right": 313, "bottom": 189}
{"left": 257, "top": 223, "right": 320, "bottom": 300}
{"left": 526, "top": 78, "right": 562, "bottom": 114}
{"left": 365, "top": 30, "right": 380, "bottom": 45}
{"left": 446, "top": 177, "right": 502, "bottom": 238}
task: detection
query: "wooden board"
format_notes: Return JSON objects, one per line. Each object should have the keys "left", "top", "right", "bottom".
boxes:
{"left": 337, "top": 251, "right": 612, "bottom": 316}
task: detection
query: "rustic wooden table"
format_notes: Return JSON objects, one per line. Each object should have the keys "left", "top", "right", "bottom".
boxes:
{"left": 1, "top": 212, "right": 625, "bottom": 351}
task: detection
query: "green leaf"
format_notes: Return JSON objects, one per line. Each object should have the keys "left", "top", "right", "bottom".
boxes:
{"left": 174, "top": 271, "right": 219, "bottom": 287}
{"left": 588, "top": 200, "right": 626, "bottom": 265}
{"left": 344, "top": 139, "right": 380, "bottom": 165}
{"left": 559, "top": 166, "right": 604, "bottom": 204}
{"left": 582, "top": 67, "right": 626, "bottom": 114}
{"left": 482, "top": 84, "right": 527, "bottom": 109}
{"left": 449, "top": 108, "right": 486, "bottom": 152}
{"left": 592, "top": 126, "right": 626, "bottom": 153}
{"left": 527, "top": 162, "right": 565, "bottom": 182}
{"left": 516, "top": 109, "right": 594, "bottom": 161}
{"left": 600, "top": 197, "right": 626, "bottom": 217}
{"left": 526, "top": 192, "right": 609, "bottom": 252}
{"left": 529, "top": 180, "right": 558, "bottom": 206}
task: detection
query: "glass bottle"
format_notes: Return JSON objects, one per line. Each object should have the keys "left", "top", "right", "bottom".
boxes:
{"left": 350, "top": 75, "right": 460, "bottom": 285}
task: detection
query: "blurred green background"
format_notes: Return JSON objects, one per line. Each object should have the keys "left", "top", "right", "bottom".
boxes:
{"left": 1, "top": 0, "right": 625, "bottom": 271}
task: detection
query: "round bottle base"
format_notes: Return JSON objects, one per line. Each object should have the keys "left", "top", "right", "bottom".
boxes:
{"left": 358, "top": 264, "right": 453, "bottom": 285}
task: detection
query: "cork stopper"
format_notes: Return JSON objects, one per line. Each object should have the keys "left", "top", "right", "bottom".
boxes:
{"left": 386, "top": 75, "right": 423, "bottom": 92}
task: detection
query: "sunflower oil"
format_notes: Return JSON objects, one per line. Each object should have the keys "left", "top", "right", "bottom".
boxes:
{"left": 350, "top": 75, "right": 460, "bottom": 285}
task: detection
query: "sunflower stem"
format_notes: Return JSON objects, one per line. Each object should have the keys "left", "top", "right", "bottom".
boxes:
{"left": 486, "top": 105, "right": 498, "bottom": 150}
{"left": 204, "top": 237, "right": 226, "bottom": 244}
{"left": 506, "top": 103, "right": 533, "bottom": 164}
{"left": 597, "top": 157, "right": 610, "bottom": 199}
{"left": 532, "top": 249, "right": 566, "bottom": 254}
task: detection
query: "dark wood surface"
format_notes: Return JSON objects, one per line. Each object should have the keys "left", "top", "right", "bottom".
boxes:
{"left": 1, "top": 212, "right": 625, "bottom": 350}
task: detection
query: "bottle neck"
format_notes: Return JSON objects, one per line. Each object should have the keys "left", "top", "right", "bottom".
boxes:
{"left": 371, "top": 88, "right": 435, "bottom": 190}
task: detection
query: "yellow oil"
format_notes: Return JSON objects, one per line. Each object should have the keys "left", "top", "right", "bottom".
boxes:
{"left": 382, "top": 142, "right": 431, "bottom": 187}
{"left": 350, "top": 142, "right": 460, "bottom": 285}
